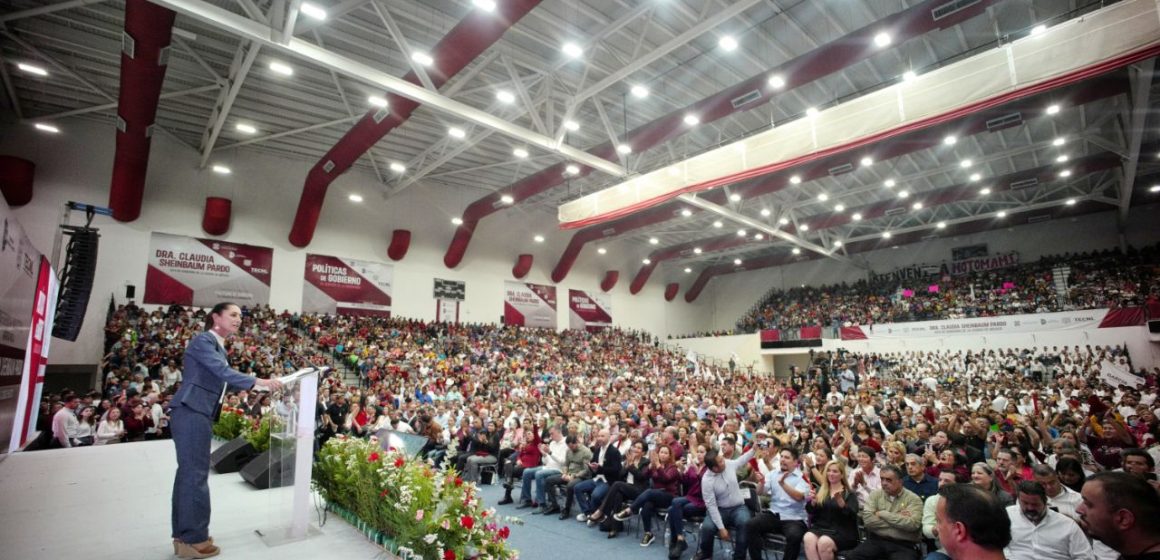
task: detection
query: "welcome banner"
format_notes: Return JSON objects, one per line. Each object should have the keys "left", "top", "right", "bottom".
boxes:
{"left": 839, "top": 309, "right": 1132, "bottom": 340}
{"left": 568, "top": 289, "right": 612, "bottom": 331}
{"left": 947, "top": 252, "right": 1020, "bottom": 276}
{"left": 303, "top": 254, "right": 393, "bottom": 317}
{"left": 504, "top": 281, "right": 556, "bottom": 329}
{"left": 145, "top": 232, "right": 272, "bottom": 307}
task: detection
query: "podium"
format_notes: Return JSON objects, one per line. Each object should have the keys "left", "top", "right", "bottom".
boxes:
{"left": 254, "top": 366, "right": 325, "bottom": 545}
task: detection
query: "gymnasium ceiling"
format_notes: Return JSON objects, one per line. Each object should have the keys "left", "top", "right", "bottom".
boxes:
{"left": 1, "top": 0, "right": 1158, "bottom": 289}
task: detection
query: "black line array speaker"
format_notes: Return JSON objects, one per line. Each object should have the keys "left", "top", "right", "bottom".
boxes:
{"left": 52, "top": 226, "right": 99, "bottom": 342}
{"left": 239, "top": 450, "right": 294, "bottom": 489}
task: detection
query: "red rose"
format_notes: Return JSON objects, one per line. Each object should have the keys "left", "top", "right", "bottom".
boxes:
{"left": 443, "top": 551, "right": 455, "bottom": 560}
{"left": 379, "top": 488, "right": 389, "bottom": 498}
{"left": 368, "top": 452, "right": 380, "bottom": 462}
{"left": 454, "top": 477, "right": 463, "bottom": 487}
{"left": 460, "top": 515, "right": 474, "bottom": 530}
{"left": 394, "top": 457, "right": 405, "bottom": 468}
{"left": 498, "top": 526, "right": 510, "bottom": 540}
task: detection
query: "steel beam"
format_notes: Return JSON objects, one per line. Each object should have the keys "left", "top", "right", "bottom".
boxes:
{"left": 1117, "top": 59, "right": 1154, "bottom": 223}
{"left": 146, "top": 0, "right": 626, "bottom": 177}
{"left": 371, "top": 1, "right": 435, "bottom": 92}
{"left": 34, "top": 83, "right": 220, "bottom": 120}
{"left": 198, "top": 40, "right": 260, "bottom": 167}
{"left": 0, "top": 51, "right": 24, "bottom": 119}
{"left": 0, "top": 0, "right": 111, "bottom": 23}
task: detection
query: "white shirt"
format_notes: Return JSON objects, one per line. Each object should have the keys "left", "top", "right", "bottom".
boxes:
{"left": 1045, "top": 485, "right": 1082, "bottom": 521}
{"left": 1004, "top": 506, "right": 1093, "bottom": 560}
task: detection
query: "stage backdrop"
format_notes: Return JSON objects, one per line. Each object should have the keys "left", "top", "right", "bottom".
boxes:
{"left": 145, "top": 232, "right": 272, "bottom": 307}
{"left": 568, "top": 289, "right": 612, "bottom": 331}
{"left": 302, "top": 254, "right": 393, "bottom": 317}
{"left": 0, "top": 198, "right": 56, "bottom": 453}
{"left": 504, "top": 281, "right": 556, "bottom": 329}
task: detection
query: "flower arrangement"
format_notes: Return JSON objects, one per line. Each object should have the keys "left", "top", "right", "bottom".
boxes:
{"left": 312, "top": 436, "right": 520, "bottom": 560}
{"left": 212, "top": 407, "right": 248, "bottom": 440}
{"left": 244, "top": 413, "right": 283, "bottom": 453}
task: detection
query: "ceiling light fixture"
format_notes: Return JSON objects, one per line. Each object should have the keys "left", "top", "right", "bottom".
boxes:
{"left": 368, "top": 96, "right": 388, "bottom": 108}
{"left": 562, "top": 42, "right": 583, "bottom": 58}
{"left": 389, "top": 162, "right": 406, "bottom": 173}
{"left": 348, "top": 193, "right": 363, "bottom": 202}
{"left": 873, "top": 32, "right": 892, "bottom": 47}
{"left": 729, "top": 193, "right": 741, "bottom": 202}
{"left": 943, "top": 135, "right": 957, "bottom": 145}
{"left": 299, "top": 2, "right": 327, "bottom": 20}
{"left": 34, "top": 123, "right": 59, "bottom": 133}
{"left": 1056, "top": 155, "right": 1069, "bottom": 163}
{"left": 779, "top": 217, "right": 789, "bottom": 225}
{"left": 833, "top": 240, "right": 843, "bottom": 248}
{"left": 1059, "top": 170, "right": 1072, "bottom": 178}
{"left": 649, "top": 237, "right": 659, "bottom": 245}
{"left": 792, "top": 248, "right": 801, "bottom": 255}
{"left": 500, "top": 194, "right": 515, "bottom": 204}
{"left": 17, "top": 62, "right": 48, "bottom": 76}
{"left": 860, "top": 156, "right": 874, "bottom": 167}
{"left": 817, "top": 193, "right": 829, "bottom": 202}
{"left": 898, "top": 190, "right": 910, "bottom": 198}
{"left": 960, "top": 159, "right": 973, "bottom": 168}
{"left": 799, "top": 224, "right": 809, "bottom": 231}
{"left": 712, "top": 221, "right": 723, "bottom": 228}
{"left": 534, "top": 235, "right": 545, "bottom": 243}
{"left": 768, "top": 74, "right": 786, "bottom": 89}
{"left": 883, "top": 231, "right": 893, "bottom": 239}
{"left": 1031, "top": 24, "right": 1047, "bottom": 35}
{"left": 912, "top": 201, "right": 923, "bottom": 210}
{"left": 884, "top": 179, "right": 896, "bottom": 188}
{"left": 684, "top": 268, "right": 692, "bottom": 273}
{"left": 451, "top": 217, "right": 464, "bottom": 225}
{"left": 512, "top": 147, "right": 529, "bottom": 158}
{"left": 565, "top": 164, "right": 580, "bottom": 175}
{"left": 1065, "top": 198, "right": 1077, "bottom": 205}
{"left": 683, "top": 114, "right": 700, "bottom": 126}
{"left": 496, "top": 90, "right": 516, "bottom": 104}
{"left": 448, "top": 127, "right": 466, "bottom": 139}
{"left": 617, "top": 144, "right": 632, "bottom": 155}
{"left": 597, "top": 247, "right": 607, "bottom": 255}
{"left": 760, "top": 208, "right": 771, "bottom": 217}
{"left": 269, "top": 61, "right": 293, "bottom": 75}
{"left": 1046, "top": 104, "right": 1061, "bottom": 115}
{"left": 997, "top": 211, "right": 1008, "bottom": 218}
{"left": 790, "top": 175, "right": 802, "bottom": 185}
{"left": 719, "top": 36, "right": 738, "bottom": 51}
{"left": 936, "top": 221, "right": 947, "bottom": 229}
{"left": 969, "top": 173, "right": 982, "bottom": 182}
{"left": 472, "top": 0, "right": 497, "bottom": 12}
{"left": 1150, "top": 185, "right": 1160, "bottom": 193}
{"left": 834, "top": 204, "right": 845, "bottom": 212}
{"left": 733, "top": 258, "right": 743, "bottom": 265}
{"left": 410, "top": 51, "right": 434, "bottom": 67}
{"left": 852, "top": 213, "right": 862, "bottom": 221}
{"left": 736, "top": 229, "right": 747, "bottom": 237}
{"left": 235, "top": 123, "right": 257, "bottom": 134}
{"left": 642, "top": 258, "right": 652, "bottom": 265}
{"left": 980, "top": 187, "right": 991, "bottom": 195}
{"left": 212, "top": 165, "right": 231, "bottom": 174}
{"left": 754, "top": 233, "right": 764, "bottom": 240}
{"left": 902, "top": 70, "right": 917, "bottom": 82}
{"left": 1053, "top": 137, "right": 1065, "bottom": 146}
{"left": 563, "top": 120, "right": 580, "bottom": 132}
{"left": 630, "top": 84, "right": 649, "bottom": 98}
{"left": 693, "top": 247, "right": 703, "bottom": 254}
{"left": 805, "top": 107, "right": 819, "bottom": 117}
{"left": 681, "top": 209, "right": 693, "bottom": 217}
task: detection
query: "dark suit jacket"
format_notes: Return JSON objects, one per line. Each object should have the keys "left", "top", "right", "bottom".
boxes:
{"left": 173, "top": 331, "right": 257, "bottom": 418}
{"left": 591, "top": 443, "right": 623, "bottom": 483}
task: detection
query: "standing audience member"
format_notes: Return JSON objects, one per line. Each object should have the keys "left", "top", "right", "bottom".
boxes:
{"left": 96, "top": 407, "right": 126, "bottom": 444}
{"left": 745, "top": 447, "right": 810, "bottom": 560}
{"left": 51, "top": 394, "right": 80, "bottom": 448}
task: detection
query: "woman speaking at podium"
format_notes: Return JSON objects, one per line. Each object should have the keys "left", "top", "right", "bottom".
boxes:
{"left": 170, "top": 302, "right": 283, "bottom": 559}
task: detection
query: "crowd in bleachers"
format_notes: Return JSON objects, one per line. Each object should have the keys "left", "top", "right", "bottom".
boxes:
{"left": 36, "top": 301, "right": 1160, "bottom": 559}
{"left": 733, "top": 245, "right": 1160, "bottom": 334}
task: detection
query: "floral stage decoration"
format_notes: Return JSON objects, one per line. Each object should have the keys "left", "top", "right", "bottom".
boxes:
{"left": 312, "top": 435, "right": 521, "bottom": 560}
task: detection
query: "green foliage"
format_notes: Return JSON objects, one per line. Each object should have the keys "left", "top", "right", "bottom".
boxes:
{"left": 243, "top": 413, "right": 282, "bottom": 453}
{"left": 312, "top": 436, "right": 520, "bottom": 560}
{"left": 212, "top": 408, "right": 248, "bottom": 440}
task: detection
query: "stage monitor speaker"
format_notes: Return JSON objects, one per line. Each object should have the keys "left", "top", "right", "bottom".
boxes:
{"left": 52, "top": 226, "right": 99, "bottom": 342}
{"left": 1148, "top": 319, "right": 1160, "bottom": 341}
{"left": 374, "top": 429, "right": 430, "bottom": 459}
{"left": 239, "top": 450, "right": 294, "bottom": 489}
{"left": 210, "top": 436, "right": 257, "bottom": 474}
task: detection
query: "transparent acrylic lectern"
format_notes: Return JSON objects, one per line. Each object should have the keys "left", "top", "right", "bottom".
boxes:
{"left": 259, "top": 366, "right": 326, "bottom": 546}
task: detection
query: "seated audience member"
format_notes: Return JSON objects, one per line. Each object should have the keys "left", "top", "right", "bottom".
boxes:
{"left": 922, "top": 469, "right": 961, "bottom": 560}
{"left": 1055, "top": 457, "right": 1088, "bottom": 493}
{"left": 1119, "top": 448, "right": 1159, "bottom": 488}
{"left": 694, "top": 445, "right": 755, "bottom": 560}
{"left": 1077, "top": 472, "right": 1160, "bottom": 560}
{"left": 1005, "top": 481, "right": 1093, "bottom": 560}
{"left": 516, "top": 426, "right": 567, "bottom": 510}
{"left": 570, "top": 428, "right": 621, "bottom": 522}
{"left": 667, "top": 444, "right": 708, "bottom": 559}
{"left": 847, "top": 446, "right": 882, "bottom": 507}
{"left": 846, "top": 465, "right": 923, "bottom": 560}
{"left": 970, "top": 462, "right": 1014, "bottom": 506}
{"left": 461, "top": 421, "right": 501, "bottom": 484}
{"left": 1031, "top": 464, "right": 1081, "bottom": 520}
{"left": 803, "top": 459, "right": 859, "bottom": 560}
{"left": 935, "top": 484, "right": 1012, "bottom": 560}
{"left": 612, "top": 444, "right": 679, "bottom": 545}
{"left": 903, "top": 453, "right": 939, "bottom": 501}
{"left": 96, "top": 407, "right": 126, "bottom": 444}
{"left": 586, "top": 439, "right": 649, "bottom": 533}
{"left": 745, "top": 447, "right": 810, "bottom": 560}
{"left": 541, "top": 435, "right": 592, "bottom": 517}
{"left": 498, "top": 430, "right": 541, "bottom": 505}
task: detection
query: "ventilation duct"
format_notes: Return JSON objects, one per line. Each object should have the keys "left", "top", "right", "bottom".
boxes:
{"left": 387, "top": 229, "right": 411, "bottom": 261}
{"left": 512, "top": 254, "right": 533, "bottom": 279}
{"left": 0, "top": 156, "right": 35, "bottom": 206}
{"left": 601, "top": 270, "right": 619, "bottom": 292}
{"left": 1010, "top": 177, "right": 1040, "bottom": 190}
{"left": 107, "top": 0, "right": 176, "bottom": 222}
{"left": 664, "top": 283, "right": 680, "bottom": 302}
{"left": 985, "top": 112, "right": 1023, "bottom": 131}
{"left": 201, "top": 197, "right": 231, "bottom": 235}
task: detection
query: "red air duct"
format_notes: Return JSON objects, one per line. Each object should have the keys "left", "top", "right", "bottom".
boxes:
{"left": 201, "top": 197, "right": 232, "bottom": 235}
{"left": 664, "top": 283, "right": 680, "bottom": 302}
{"left": 0, "top": 156, "right": 35, "bottom": 206}
{"left": 601, "top": 270, "right": 619, "bottom": 292}
{"left": 107, "top": 0, "right": 176, "bottom": 222}
{"left": 443, "top": 0, "right": 1004, "bottom": 268}
{"left": 288, "top": 0, "right": 542, "bottom": 248}
{"left": 512, "top": 254, "right": 533, "bottom": 279}
{"left": 558, "top": 75, "right": 1125, "bottom": 283}
{"left": 388, "top": 229, "right": 411, "bottom": 261}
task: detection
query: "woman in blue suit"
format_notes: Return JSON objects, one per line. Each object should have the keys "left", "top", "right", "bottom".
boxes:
{"left": 171, "top": 302, "right": 282, "bottom": 559}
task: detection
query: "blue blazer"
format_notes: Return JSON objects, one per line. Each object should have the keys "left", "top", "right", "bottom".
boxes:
{"left": 173, "top": 331, "right": 257, "bottom": 418}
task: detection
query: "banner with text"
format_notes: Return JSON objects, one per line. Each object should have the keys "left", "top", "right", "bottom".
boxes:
{"left": 145, "top": 232, "right": 272, "bottom": 307}
{"left": 1099, "top": 359, "right": 1143, "bottom": 388}
{"left": 504, "top": 281, "right": 557, "bottom": 329}
{"left": 303, "top": 254, "right": 393, "bottom": 317}
{"left": 568, "top": 289, "right": 612, "bottom": 331}
{"left": 947, "top": 251, "right": 1019, "bottom": 276}
{"left": 840, "top": 309, "right": 1127, "bottom": 340}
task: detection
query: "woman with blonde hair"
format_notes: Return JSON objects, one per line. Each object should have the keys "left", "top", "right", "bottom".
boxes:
{"left": 883, "top": 440, "right": 906, "bottom": 469}
{"left": 802, "top": 460, "right": 859, "bottom": 560}
{"left": 969, "top": 462, "right": 1014, "bottom": 506}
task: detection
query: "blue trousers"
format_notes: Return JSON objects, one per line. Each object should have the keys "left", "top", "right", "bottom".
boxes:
{"left": 699, "top": 504, "right": 751, "bottom": 560}
{"left": 574, "top": 479, "right": 609, "bottom": 514}
{"left": 631, "top": 489, "right": 675, "bottom": 533}
{"left": 171, "top": 406, "right": 213, "bottom": 544}
{"left": 668, "top": 497, "right": 706, "bottom": 542}
{"left": 518, "top": 466, "right": 560, "bottom": 503}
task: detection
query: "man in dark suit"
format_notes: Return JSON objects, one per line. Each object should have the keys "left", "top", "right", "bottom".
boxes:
{"left": 570, "top": 428, "right": 623, "bottom": 521}
{"left": 170, "top": 303, "right": 282, "bottom": 559}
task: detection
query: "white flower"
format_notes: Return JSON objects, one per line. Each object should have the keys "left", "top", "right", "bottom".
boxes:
{"left": 424, "top": 534, "right": 437, "bottom": 544}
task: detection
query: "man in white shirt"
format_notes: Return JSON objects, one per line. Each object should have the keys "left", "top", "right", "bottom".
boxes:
{"left": 1005, "top": 481, "right": 1092, "bottom": 560}
{"left": 51, "top": 394, "right": 81, "bottom": 448}
{"left": 1032, "top": 464, "right": 1081, "bottom": 521}
{"left": 516, "top": 425, "right": 566, "bottom": 508}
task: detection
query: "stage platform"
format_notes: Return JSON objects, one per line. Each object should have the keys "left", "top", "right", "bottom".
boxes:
{"left": 0, "top": 440, "right": 389, "bottom": 560}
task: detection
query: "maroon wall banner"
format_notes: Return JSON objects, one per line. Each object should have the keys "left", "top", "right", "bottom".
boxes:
{"left": 302, "top": 254, "right": 393, "bottom": 317}
{"left": 504, "top": 281, "right": 556, "bottom": 329}
{"left": 145, "top": 232, "right": 272, "bottom": 307}
{"left": 568, "top": 289, "right": 612, "bottom": 331}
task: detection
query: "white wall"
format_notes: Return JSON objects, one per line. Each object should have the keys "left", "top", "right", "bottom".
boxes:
{"left": 0, "top": 119, "right": 706, "bottom": 364}
{"left": 664, "top": 333, "right": 769, "bottom": 374}
{"left": 696, "top": 208, "right": 1160, "bottom": 333}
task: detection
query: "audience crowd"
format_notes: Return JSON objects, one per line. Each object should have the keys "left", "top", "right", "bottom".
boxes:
{"left": 734, "top": 245, "right": 1160, "bottom": 334}
{"left": 36, "top": 290, "right": 1160, "bottom": 560}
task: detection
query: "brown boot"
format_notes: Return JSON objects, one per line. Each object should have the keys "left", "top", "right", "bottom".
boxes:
{"left": 175, "top": 540, "right": 220, "bottom": 559}
{"left": 173, "top": 538, "right": 213, "bottom": 554}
